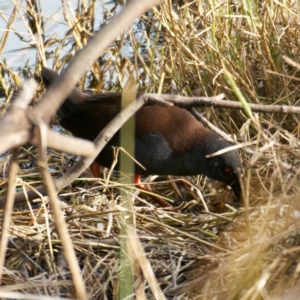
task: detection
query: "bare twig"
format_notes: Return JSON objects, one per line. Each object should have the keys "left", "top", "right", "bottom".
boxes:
{"left": 34, "top": 117, "right": 87, "bottom": 300}
{"left": 31, "top": 126, "right": 97, "bottom": 157}
{"left": 145, "top": 93, "right": 300, "bottom": 114}
{"left": 0, "top": 149, "right": 18, "bottom": 282}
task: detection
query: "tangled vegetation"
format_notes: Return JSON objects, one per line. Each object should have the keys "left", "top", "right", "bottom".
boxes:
{"left": 0, "top": 0, "right": 300, "bottom": 299}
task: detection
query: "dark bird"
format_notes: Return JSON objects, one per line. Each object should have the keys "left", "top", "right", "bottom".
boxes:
{"left": 42, "top": 67, "right": 242, "bottom": 206}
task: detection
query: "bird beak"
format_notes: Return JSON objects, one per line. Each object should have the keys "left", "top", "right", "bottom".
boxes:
{"left": 231, "top": 167, "right": 244, "bottom": 202}
{"left": 231, "top": 180, "right": 242, "bottom": 202}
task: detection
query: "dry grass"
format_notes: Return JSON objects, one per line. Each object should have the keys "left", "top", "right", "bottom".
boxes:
{"left": 0, "top": 0, "right": 300, "bottom": 299}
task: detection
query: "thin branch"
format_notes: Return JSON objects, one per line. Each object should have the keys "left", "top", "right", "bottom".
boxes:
{"left": 0, "top": 149, "right": 18, "bottom": 281}
{"left": 0, "top": 80, "right": 38, "bottom": 154}
{"left": 34, "top": 117, "right": 87, "bottom": 300}
{"left": 145, "top": 93, "right": 300, "bottom": 114}
{"left": 31, "top": 126, "right": 97, "bottom": 157}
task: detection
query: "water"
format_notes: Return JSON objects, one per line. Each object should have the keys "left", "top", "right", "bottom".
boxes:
{"left": 0, "top": 0, "right": 151, "bottom": 90}
{"left": 0, "top": 0, "right": 113, "bottom": 71}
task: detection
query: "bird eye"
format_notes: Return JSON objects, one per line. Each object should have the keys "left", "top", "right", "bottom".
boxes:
{"left": 224, "top": 167, "right": 234, "bottom": 176}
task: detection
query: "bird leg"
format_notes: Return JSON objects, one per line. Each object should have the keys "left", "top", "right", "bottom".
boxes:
{"left": 134, "top": 174, "right": 174, "bottom": 208}
{"left": 90, "top": 164, "right": 176, "bottom": 209}
{"left": 90, "top": 162, "right": 101, "bottom": 178}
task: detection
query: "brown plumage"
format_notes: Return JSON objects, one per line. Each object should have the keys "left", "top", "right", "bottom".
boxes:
{"left": 42, "top": 67, "right": 242, "bottom": 202}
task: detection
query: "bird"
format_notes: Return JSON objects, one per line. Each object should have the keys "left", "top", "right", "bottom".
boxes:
{"left": 42, "top": 67, "right": 242, "bottom": 207}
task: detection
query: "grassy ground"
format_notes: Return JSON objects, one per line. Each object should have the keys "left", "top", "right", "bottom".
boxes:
{"left": 0, "top": 0, "right": 300, "bottom": 299}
